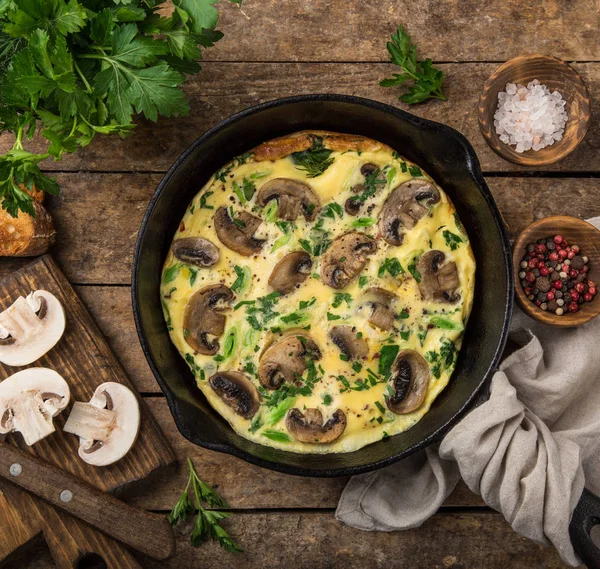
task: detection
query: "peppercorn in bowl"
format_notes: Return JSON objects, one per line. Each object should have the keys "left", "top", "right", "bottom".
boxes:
{"left": 513, "top": 216, "right": 600, "bottom": 327}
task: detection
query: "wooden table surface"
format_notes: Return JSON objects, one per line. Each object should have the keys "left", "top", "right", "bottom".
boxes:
{"left": 2, "top": 1, "right": 599, "bottom": 567}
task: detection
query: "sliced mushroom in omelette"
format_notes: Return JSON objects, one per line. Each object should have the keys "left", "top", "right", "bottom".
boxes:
{"left": 161, "top": 130, "right": 476, "bottom": 454}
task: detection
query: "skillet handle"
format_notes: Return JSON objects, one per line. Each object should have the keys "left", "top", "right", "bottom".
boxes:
{"left": 569, "top": 488, "right": 600, "bottom": 569}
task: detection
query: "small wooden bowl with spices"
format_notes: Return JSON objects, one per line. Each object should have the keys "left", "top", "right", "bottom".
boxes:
{"left": 479, "top": 54, "right": 590, "bottom": 166}
{"left": 513, "top": 216, "right": 600, "bottom": 327}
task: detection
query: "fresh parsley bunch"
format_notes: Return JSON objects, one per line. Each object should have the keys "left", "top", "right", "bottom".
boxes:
{"left": 380, "top": 25, "right": 446, "bottom": 105}
{"left": 0, "top": 0, "right": 238, "bottom": 217}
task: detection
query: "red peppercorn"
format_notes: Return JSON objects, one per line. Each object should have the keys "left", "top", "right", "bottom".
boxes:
{"left": 535, "top": 244, "right": 546, "bottom": 254}
{"left": 581, "top": 266, "right": 589, "bottom": 274}
{"left": 568, "top": 302, "right": 579, "bottom": 313}
{"left": 589, "top": 286, "right": 597, "bottom": 296}
{"left": 536, "top": 253, "right": 545, "bottom": 260}
{"left": 539, "top": 267, "right": 550, "bottom": 276}
{"left": 567, "top": 250, "right": 576, "bottom": 259}
{"left": 553, "top": 280, "right": 563, "bottom": 289}
{"left": 528, "top": 259, "right": 538, "bottom": 269}
{"left": 569, "top": 269, "right": 579, "bottom": 279}
{"left": 584, "top": 293, "right": 593, "bottom": 302}
{"left": 572, "top": 245, "right": 580, "bottom": 253}
{"left": 575, "top": 282, "right": 585, "bottom": 293}
{"left": 524, "top": 287, "right": 533, "bottom": 295}
{"left": 525, "top": 272, "right": 536, "bottom": 282}
{"left": 558, "top": 249, "right": 568, "bottom": 259}
{"left": 549, "top": 252, "right": 559, "bottom": 261}
{"left": 570, "top": 291, "right": 580, "bottom": 302}
{"left": 554, "top": 235, "right": 563, "bottom": 244}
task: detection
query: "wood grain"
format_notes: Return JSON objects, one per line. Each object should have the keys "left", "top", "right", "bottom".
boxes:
{"left": 0, "top": 62, "right": 598, "bottom": 175}
{"left": 0, "top": 257, "right": 175, "bottom": 567}
{"left": 0, "top": 443, "right": 175, "bottom": 560}
{"left": 0, "top": 256, "right": 174, "bottom": 490}
{"left": 11, "top": 511, "right": 571, "bottom": 569}
{"left": 210, "top": 0, "right": 600, "bottom": 64}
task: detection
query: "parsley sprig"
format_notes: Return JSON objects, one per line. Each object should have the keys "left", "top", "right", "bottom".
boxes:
{"left": 0, "top": 0, "right": 238, "bottom": 217}
{"left": 291, "top": 135, "right": 334, "bottom": 178}
{"left": 169, "top": 458, "right": 242, "bottom": 553}
{"left": 380, "top": 25, "right": 446, "bottom": 105}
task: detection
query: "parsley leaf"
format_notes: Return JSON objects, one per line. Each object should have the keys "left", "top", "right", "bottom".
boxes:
{"left": 291, "top": 135, "right": 334, "bottom": 178}
{"left": 443, "top": 230, "right": 464, "bottom": 251}
{"left": 0, "top": 0, "right": 233, "bottom": 217}
{"left": 169, "top": 458, "right": 242, "bottom": 553}
{"left": 380, "top": 25, "right": 446, "bottom": 105}
{"left": 378, "top": 258, "right": 404, "bottom": 278}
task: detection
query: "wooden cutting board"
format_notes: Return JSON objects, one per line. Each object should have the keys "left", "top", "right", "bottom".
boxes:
{"left": 0, "top": 255, "right": 175, "bottom": 568}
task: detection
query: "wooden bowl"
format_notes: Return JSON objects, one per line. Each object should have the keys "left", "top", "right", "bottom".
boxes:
{"left": 478, "top": 54, "right": 590, "bottom": 166}
{"left": 513, "top": 216, "right": 600, "bottom": 327}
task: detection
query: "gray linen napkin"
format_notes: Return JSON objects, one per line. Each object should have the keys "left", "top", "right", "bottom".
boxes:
{"left": 336, "top": 217, "right": 600, "bottom": 566}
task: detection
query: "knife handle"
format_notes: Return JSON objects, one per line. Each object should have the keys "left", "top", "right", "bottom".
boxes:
{"left": 0, "top": 442, "right": 175, "bottom": 561}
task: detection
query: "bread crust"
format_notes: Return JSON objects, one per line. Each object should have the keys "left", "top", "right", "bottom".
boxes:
{"left": 0, "top": 192, "right": 55, "bottom": 257}
{"left": 251, "top": 130, "right": 393, "bottom": 162}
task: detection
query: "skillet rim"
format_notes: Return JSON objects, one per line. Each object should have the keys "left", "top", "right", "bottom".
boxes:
{"left": 132, "top": 94, "right": 513, "bottom": 477}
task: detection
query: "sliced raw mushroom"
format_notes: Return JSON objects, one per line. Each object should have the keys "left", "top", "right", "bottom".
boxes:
{"left": 417, "top": 250, "right": 461, "bottom": 302}
{"left": 268, "top": 251, "right": 313, "bottom": 294}
{"left": 214, "top": 206, "right": 265, "bottom": 256}
{"left": 363, "top": 287, "right": 397, "bottom": 331}
{"left": 286, "top": 408, "right": 346, "bottom": 443}
{"left": 320, "top": 232, "right": 377, "bottom": 289}
{"left": 209, "top": 371, "right": 260, "bottom": 420}
{"left": 63, "top": 382, "right": 140, "bottom": 467}
{"left": 258, "top": 330, "right": 321, "bottom": 390}
{"left": 183, "top": 285, "right": 234, "bottom": 355}
{"left": 385, "top": 350, "right": 430, "bottom": 414}
{"left": 0, "top": 290, "right": 65, "bottom": 366}
{"left": 378, "top": 180, "right": 441, "bottom": 246}
{"left": 329, "top": 326, "right": 368, "bottom": 360}
{"left": 257, "top": 178, "right": 321, "bottom": 221}
{"left": 172, "top": 237, "right": 220, "bottom": 267}
{"left": 0, "top": 368, "right": 70, "bottom": 446}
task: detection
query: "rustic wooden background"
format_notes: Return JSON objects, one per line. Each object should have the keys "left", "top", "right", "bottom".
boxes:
{"left": 2, "top": 0, "right": 599, "bottom": 567}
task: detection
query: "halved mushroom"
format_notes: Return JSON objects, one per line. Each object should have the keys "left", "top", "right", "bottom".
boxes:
{"left": 258, "top": 330, "right": 321, "bottom": 390}
{"left": 286, "top": 408, "right": 346, "bottom": 443}
{"left": 257, "top": 178, "right": 320, "bottom": 221}
{"left": 214, "top": 206, "right": 265, "bottom": 256}
{"left": 378, "top": 180, "right": 441, "bottom": 246}
{"left": 329, "top": 326, "right": 368, "bottom": 360}
{"left": 63, "top": 382, "right": 140, "bottom": 467}
{"left": 172, "top": 237, "right": 220, "bottom": 267}
{"left": 320, "top": 232, "right": 377, "bottom": 289}
{"left": 183, "top": 285, "right": 234, "bottom": 355}
{"left": 417, "top": 251, "right": 461, "bottom": 303}
{"left": 0, "top": 290, "right": 65, "bottom": 366}
{"left": 209, "top": 371, "right": 260, "bottom": 420}
{"left": 385, "top": 350, "right": 430, "bottom": 414}
{"left": 0, "top": 368, "right": 70, "bottom": 446}
{"left": 268, "top": 251, "right": 313, "bottom": 294}
{"left": 363, "top": 287, "right": 397, "bottom": 331}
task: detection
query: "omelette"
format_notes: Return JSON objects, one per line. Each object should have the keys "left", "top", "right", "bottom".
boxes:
{"left": 161, "top": 131, "right": 476, "bottom": 453}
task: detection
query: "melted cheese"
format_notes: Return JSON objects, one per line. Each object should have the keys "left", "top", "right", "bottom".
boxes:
{"left": 161, "top": 142, "right": 476, "bottom": 454}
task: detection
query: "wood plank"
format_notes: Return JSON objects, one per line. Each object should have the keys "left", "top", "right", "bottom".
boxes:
{"left": 11, "top": 511, "right": 570, "bottom": 569}
{"left": 211, "top": 0, "right": 600, "bottom": 63}
{"left": 0, "top": 62, "right": 598, "bottom": 174}
{"left": 2, "top": 174, "right": 598, "bottom": 285}
{"left": 122, "top": 398, "right": 482, "bottom": 510}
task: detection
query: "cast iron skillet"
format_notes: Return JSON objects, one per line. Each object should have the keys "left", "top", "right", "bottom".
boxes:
{"left": 133, "top": 95, "right": 600, "bottom": 566}
{"left": 132, "top": 95, "right": 513, "bottom": 476}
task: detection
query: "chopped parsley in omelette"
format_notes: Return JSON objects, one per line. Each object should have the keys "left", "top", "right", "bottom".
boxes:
{"left": 161, "top": 131, "right": 476, "bottom": 453}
